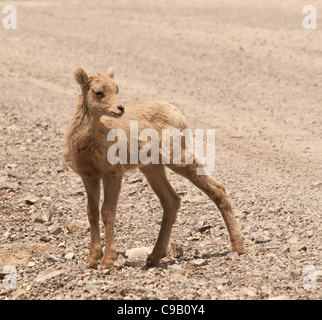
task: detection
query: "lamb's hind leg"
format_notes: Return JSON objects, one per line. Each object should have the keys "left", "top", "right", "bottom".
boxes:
{"left": 82, "top": 178, "right": 103, "bottom": 269}
{"left": 100, "top": 170, "right": 124, "bottom": 269}
{"left": 167, "top": 162, "right": 245, "bottom": 254}
{"left": 140, "top": 164, "right": 181, "bottom": 266}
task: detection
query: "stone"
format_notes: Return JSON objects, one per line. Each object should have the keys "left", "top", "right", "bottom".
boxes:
{"left": 169, "top": 264, "right": 184, "bottom": 271}
{"left": 24, "top": 194, "right": 40, "bottom": 205}
{"left": 168, "top": 243, "right": 184, "bottom": 259}
{"left": 307, "top": 230, "right": 314, "bottom": 238}
{"left": 198, "top": 225, "right": 212, "bottom": 233}
{"left": 239, "top": 287, "right": 258, "bottom": 298}
{"left": 192, "top": 259, "right": 208, "bottom": 267}
{"left": 125, "top": 247, "right": 153, "bottom": 260}
{"left": 65, "top": 252, "right": 75, "bottom": 260}
{"left": 11, "top": 289, "right": 26, "bottom": 300}
{"left": 66, "top": 221, "right": 89, "bottom": 234}
{"left": 289, "top": 245, "right": 307, "bottom": 252}
{"left": 48, "top": 224, "right": 63, "bottom": 235}
{"left": 34, "top": 269, "right": 66, "bottom": 283}
{"left": 215, "top": 278, "right": 229, "bottom": 285}
{"left": 32, "top": 210, "right": 50, "bottom": 223}
{"left": 45, "top": 253, "right": 59, "bottom": 263}
{"left": 187, "top": 236, "right": 200, "bottom": 241}
{"left": 0, "top": 177, "right": 19, "bottom": 191}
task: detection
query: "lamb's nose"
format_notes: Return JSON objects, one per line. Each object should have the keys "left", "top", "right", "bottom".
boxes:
{"left": 117, "top": 105, "right": 125, "bottom": 114}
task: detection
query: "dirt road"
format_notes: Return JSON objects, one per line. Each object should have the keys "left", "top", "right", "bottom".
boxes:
{"left": 0, "top": 0, "right": 321, "bottom": 300}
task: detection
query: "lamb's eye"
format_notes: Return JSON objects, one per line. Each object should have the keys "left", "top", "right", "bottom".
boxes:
{"left": 95, "top": 92, "right": 104, "bottom": 98}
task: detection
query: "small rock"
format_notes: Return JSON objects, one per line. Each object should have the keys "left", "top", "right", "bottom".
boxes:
{"left": 124, "top": 260, "right": 142, "bottom": 268}
{"left": 274, "top": 207, "right": 284, "bottom": 213}
{"left": 307, "top": 230, "right": 314, "bottom": 238}
{"left": 32, "top": 211, "right": 50, "bottom": 223}
{"left": 0, "top": 177, "right": 19, "bottom": 191}
{"left": 71, "top": 190, "right": 84, "bottom": 196}
{"left": 260, "top": 285, "right": 274, "bottom": 297}
{"left": 24, "top": 195, "right": 40, "bottom": 205}
{"left": 125, "top": 247, "right": 153, "bottom": 260}
{"left": 239, "top": 287, "right": 258, "bottom": 298}
{"left": 65, "top": 252, "right": 75, "bottom": 260}
{"left": 45, "top": 253, "right": 59, "bottom": 263}
{"left": 226, "top": 252, "right": 239, "bottom": 260}
{"left": 7, "top": 172, "right": 25, "bottom": 180}
{"left": 187, "top": 236, "right": 200, "bottom": 241}
{"left": 115, "top": 254, "right": 127, "bottom": 267}
{"left": 39, "top": 235, "right": 51, "bottom": 243}
{"left": 289, "top": 245, "right": 307, "bottom": 252}
{"left": 48, "top": 224, "right": 63, "bottom": 235}
{"left": 34, "top": 269, "right": 65, "bottom": 283}
{"left": 3, "top": 230, "right": 9, "bottom": 239}
{"left": 215, "top": 278, "right": 229, "bottom": 285}
{"left": 11, "top": 289, "right": 26, "bottom": 300}
{"left": 192, "top": 259, "right": 208, "bottom": 267}
{"left": 168, "top": 243, "right": 184, "bottom": 259}
{"left": 287, "top": 235, "right": 299, "bottom": 244}
{"left": 251, "top": 206, "right": 262, "bottom": 213}
{"left": 66, "top": 221, "right": 89, "bottom": 234}
{"left": 131, "top": 178, "right": 143, "bottom": 184}
{"left": 198, "top": 225, "right": 212, "bottom": 233}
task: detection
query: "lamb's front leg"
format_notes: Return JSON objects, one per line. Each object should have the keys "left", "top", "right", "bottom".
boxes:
{"left": 82, "top": 178, "right": 102, "bottom": 269}
{"left": 100, "top": 171, "right": 123, "bottom": 269}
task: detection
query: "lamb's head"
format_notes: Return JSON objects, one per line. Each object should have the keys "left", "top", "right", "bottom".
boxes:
{"left": 73, "top": 67, "right": 125, "bottom": 118}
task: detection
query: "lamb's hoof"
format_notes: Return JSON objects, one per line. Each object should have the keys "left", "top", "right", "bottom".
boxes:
{"left": 232, "top": 242, "right": 246, "bottom": 254}
{"left": 86, "top": 259, "right": 98, "bottom": 269}
{"left": 111, "top": 250, "right": 118, "bottom": 261}
{"left": 146, "top": 254, "right": 161, "bottom": 268}
{"left": 100, "top": 257, "right": 114, "bottom": 269}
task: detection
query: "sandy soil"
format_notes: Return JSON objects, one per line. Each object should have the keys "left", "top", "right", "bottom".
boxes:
{"left": 0, "top": 0, "right": 321, "bottom": 300}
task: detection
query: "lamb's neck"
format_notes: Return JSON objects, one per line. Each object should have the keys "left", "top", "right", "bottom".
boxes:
{"left": 73, "top": 108, "right": 105, "bottom": 142}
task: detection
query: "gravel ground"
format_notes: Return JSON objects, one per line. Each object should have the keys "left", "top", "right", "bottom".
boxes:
{"left": 0, "top": 0, "right": 321, "bottom": 300}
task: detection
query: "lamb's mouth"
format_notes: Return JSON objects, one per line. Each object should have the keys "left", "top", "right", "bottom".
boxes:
{"left": 110, "top": 111, "right": 124, "bottom": 117}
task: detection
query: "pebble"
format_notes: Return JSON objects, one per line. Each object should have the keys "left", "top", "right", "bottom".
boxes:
{"left": 45, "top": 254, "right": 60, "bottom": 263}
{"left": 34, "top": 269, "right": 66, "bottom": 283}
{"left": 215, "top": 278, "right": 229, "bottom": 285}
{"left": 48, "top": 225, "right": 63, "bottom": 235}
{"left": 66, "top": 221, "right": 89, "bottom": 234}
{"left": 289, "top": 245, "right": 307, "bottom": 253}
{"left": 192, "top": 259, "right": 208, "bottom": 267}
{"left": 24, "top": 195, "right": 41, "bottom": 205}
{"left": 65, "top": 252, "right": 75, "bottom": 260}
{"left": 239, "top": 288, "right": 258, "bottom": 298}
{"left": 168, "top": 243, "right": 184, "bottom": 259}
{"left": 125, "top": 247, "right": 153, "bottom": 260}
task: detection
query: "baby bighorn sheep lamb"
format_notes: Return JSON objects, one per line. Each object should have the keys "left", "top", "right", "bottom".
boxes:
{"left": 63, "top": 67, "right": 245, "bottom": 269}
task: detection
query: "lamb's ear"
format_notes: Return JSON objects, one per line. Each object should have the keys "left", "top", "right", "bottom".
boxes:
{"left": 73, "top": 67, "right": 89, "bottom": 88}
{"left": 105, "top": 67, "right": 114, "bottom": 79}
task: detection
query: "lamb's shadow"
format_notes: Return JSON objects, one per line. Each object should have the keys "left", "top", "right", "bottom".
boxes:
{"left": 118, "top": 251, "right": 232, "bottom": 270}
